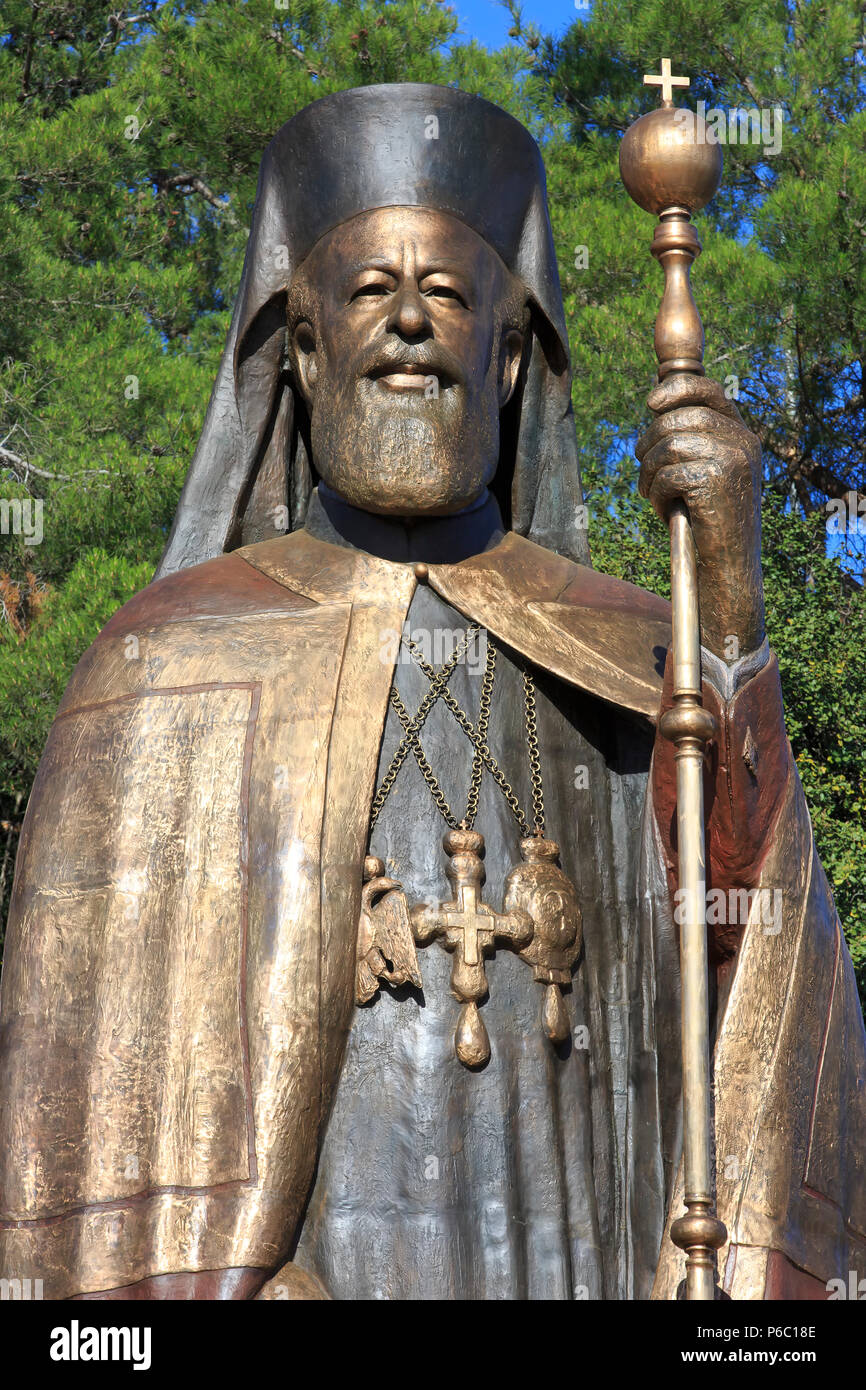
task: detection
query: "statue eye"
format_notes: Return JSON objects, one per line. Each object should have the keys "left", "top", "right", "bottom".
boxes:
{"left": 423, "top": 284, "right": 466, "bottom": 306}
{"left": 349, "top": 283, "right": 390, "bottom": 303}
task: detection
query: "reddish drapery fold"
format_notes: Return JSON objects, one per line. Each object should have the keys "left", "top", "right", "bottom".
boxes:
{"left": 650, "top": 649, "right": 791, "bottom": 965}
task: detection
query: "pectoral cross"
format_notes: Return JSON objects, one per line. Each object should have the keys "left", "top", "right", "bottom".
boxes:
{"left": 412, "top": 828, "right": 532, "bottom": 1068}
{"left": 643, "top": 57, "right": 689, "bottom": 108}
{"left": 440, "top": 879, "right": 489, "bottom": 966}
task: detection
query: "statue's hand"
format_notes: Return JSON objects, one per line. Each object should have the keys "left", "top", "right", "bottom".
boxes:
{"left": 635, "top": 373, "right": 765, "bottom": 663}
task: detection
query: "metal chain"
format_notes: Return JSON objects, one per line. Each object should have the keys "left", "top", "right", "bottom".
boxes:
{"left": 372, "top": 625, "right": 546, "bottom": 841}
{"left": 464, "top": 637, "right": 496, "bottom": 827}
{"left": 523, "top": 669, "right": 545, "bottom": 836}
{"left": 369, "top": 624, "right": 480, "bottom": 829}
{"left": 405, "top": 635, "right": 530, "bottom": 836}
{"left": 387, "top": 686, "right": 462, "bottom": 829}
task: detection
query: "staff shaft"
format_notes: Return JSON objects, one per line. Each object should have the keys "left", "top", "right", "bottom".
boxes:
{"left": 651, "top": 222, "right": 728, "bottom": 1300}
{"left": 618, "top": 60, "right": 729, "bottom": 1299}
{"left": 666, "top": 503, "right": 718, "bottom": 1300}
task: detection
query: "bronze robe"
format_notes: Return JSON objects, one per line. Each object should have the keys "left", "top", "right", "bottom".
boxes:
{"left": 0, "top": 529, "right": 863, "bottom": 1298}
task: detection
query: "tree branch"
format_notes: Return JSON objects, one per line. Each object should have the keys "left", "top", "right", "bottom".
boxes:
{"left": 19, "top": 1, "right": 40, "bottom": 101}
{"left": 0, "top": 443, "right": 112, "bottom": 481}
{"left": 161, "top": 172, "right": 239, "bottom": 227}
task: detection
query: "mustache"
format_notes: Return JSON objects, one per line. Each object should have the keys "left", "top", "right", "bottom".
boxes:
{"left": 355, "top": 341, "right": 466, "bottom": 388}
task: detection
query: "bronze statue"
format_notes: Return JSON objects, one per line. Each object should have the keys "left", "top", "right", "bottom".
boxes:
{"left": 0, "top": 82, "right": 863, "bottom": 1302}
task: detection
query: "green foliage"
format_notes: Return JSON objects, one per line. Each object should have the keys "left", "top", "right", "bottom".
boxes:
{"left": 0, "top": 0, "right": 864, "bottom": 1008}
{"left": 761, "top": 506, "right": 866, "bottom": 992}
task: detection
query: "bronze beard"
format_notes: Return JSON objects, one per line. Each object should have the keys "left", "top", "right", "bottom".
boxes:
{"left": 307, "top": 336, "right": 501, "bottom": 517}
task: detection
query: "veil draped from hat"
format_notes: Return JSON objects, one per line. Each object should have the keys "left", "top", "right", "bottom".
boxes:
{"left": 156, "top": 83, "right": 589, "bottom": 578}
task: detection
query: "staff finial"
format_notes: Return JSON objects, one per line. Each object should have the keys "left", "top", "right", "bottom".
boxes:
{"left": 643, "top": 57, "right": 690, "bottom": 108}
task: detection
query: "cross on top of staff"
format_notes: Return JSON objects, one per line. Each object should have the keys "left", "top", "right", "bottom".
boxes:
{"left": 643, "top": 58, "right": 690, "bottom": 106}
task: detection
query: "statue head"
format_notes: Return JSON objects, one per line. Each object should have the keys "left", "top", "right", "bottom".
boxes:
{"left": 286, "top": 205, "right": 528, "bottom": 516}
{"left": 157, "top": 84, "right": 589, "bottom": 576}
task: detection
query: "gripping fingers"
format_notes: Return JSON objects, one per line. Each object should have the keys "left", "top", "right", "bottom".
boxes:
{"left": 635, "top": 405, "right": 746, "bottom": 465}
{"left": 646, "top": 372, "right": 744, "bottom": 422}
{"left": 637, "top": 432, "right": 723, "bottom": 505}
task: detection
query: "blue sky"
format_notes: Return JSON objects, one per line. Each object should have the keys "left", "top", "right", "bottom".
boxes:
{"left": 453, "top": 0, "right": 587, "bottom": 48}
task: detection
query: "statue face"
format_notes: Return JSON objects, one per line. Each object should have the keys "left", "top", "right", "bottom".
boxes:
{"left": 289, "top": 206, "right": 525, "bottom": 516}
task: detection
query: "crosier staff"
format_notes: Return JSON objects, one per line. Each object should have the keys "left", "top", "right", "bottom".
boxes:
{"left": 619, "top": 59, "right": 727, "bottom": 1302}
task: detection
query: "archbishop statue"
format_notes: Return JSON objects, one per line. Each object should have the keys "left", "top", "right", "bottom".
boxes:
{"left": 0, "top": 84, "right": 863, "bottom": 1302}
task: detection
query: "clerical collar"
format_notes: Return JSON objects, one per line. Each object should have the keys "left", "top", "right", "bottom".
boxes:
{"left": 304, "top": 484, "right": 506, "bottom": 564}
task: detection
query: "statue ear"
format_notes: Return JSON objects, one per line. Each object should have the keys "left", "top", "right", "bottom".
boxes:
{"left": 289, "top": 319, "right": 318, "bottom": 406}
{"left": 498, "top": 328, "right": 525, "bottom": 409}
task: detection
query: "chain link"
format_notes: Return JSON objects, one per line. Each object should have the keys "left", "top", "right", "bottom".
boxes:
{"left": 369, "top": 624, "right": 480, "bottom": 829}
{"left": 523, "top": 669, "right": 545, "bottom": 836}
{"left": 464, "top": 636, "right": 495, "bottom": 828}
{"left": 405, "top": 634, "right": 530, "bottom": 836}
{"left": 372, "top": 624, "right": 546, "bottom": 841}
{"left": 387, "top": 686, "right": 461, "bottom": 828}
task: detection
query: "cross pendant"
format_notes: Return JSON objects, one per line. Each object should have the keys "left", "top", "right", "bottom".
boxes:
{"left": 412, "top": 828, "right": 532, "bottom": 1067}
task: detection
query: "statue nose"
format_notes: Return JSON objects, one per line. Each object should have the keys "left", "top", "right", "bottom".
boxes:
{"left": 387, "top": 285, "right": 430, "bottom": 338}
